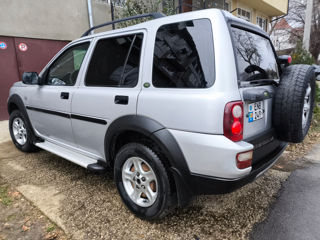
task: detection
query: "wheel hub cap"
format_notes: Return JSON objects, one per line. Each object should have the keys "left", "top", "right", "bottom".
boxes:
{"left": 12, "top": 117, "right": 27, "bottom": 145}
{"left": 302, "top": 84, "right": 312, "bottom": 128}
{"left": 122, "top": 157, "right": 158, "bottom": 207}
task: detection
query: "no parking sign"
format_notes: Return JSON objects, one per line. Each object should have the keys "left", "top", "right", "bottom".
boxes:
{"left": 18, "top": 43, "right": 28, "bottom": 52}
{"left": 0, "top": 42, "right": 7, "bottom": 50}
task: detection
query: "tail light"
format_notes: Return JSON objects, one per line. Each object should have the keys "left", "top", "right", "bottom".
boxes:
{"left": 278, "top": 55, "right": 292, "bottom": 65}
{"left": 236, "top": 150, "right": 253, "bottom": 169}
{"left": 224, "top": 101, "right": 243, "bottom": 142}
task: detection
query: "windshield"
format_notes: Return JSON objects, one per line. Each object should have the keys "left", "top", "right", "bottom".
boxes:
{"left": 231, "top": 27, "right": 279, "bottom": 85}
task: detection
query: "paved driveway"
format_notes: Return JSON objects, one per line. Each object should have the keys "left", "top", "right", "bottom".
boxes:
{"left": 251, "top": 145, "right": 320, "bottom": 240}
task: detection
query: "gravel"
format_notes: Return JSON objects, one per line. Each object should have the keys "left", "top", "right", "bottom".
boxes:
{"left": 0, "top": 130, "right": 290, "bottom": 240}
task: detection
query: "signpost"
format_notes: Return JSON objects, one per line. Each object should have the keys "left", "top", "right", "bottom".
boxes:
{"left": 303, "top": 0, "right": 314, "bottom": 51}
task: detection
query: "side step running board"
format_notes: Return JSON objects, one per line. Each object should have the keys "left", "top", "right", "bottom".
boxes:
{"left": 35, "top": 141, "right": 107, "bottom": 172}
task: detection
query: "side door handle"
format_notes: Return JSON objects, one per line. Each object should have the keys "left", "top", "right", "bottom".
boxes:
{"left": 114, "top": 95, "right": 128, "bottom": 105}
{"left": 60, "top": 92, "right": 69, "bottom": 100}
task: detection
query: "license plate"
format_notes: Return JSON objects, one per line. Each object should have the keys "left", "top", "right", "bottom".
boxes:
{"left": 248, "top": 101, "right": 264, "bottom": 123}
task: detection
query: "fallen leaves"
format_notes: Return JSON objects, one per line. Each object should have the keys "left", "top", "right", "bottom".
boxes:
{"left": 44, "top": 232, "right": 59, "bottom": 240}
{"left": 22, "top": 224, "right": 30, "bottom": 232}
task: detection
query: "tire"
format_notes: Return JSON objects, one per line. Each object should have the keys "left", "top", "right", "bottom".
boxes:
{"left": 273, "top": 64, "right": 316, "bottom": 143}
{"left": 9, "top": 110, "right": 38, "bottom": 152}
{"left": 114, "top": 143, "right": 174, "bottom": 220}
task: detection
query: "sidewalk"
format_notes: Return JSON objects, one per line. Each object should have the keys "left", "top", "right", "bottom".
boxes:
{"left": 0, "top": 121, "right": 10, "bottom": 143}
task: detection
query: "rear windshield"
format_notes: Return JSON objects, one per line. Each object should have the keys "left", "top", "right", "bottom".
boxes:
{"left": 152, "top": 19, "right": 215, "bottom": 88}
{"left": 231, "top": 27, "right": 279, "bottom": 83}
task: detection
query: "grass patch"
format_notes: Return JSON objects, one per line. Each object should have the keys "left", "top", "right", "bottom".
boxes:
{"left": 0, "top": 185, "right": 13, "bottom": 206}
{"left": 47, "top": 224, "right": 56, "bottom": 232}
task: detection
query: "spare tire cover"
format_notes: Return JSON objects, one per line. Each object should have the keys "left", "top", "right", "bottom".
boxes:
{"left": 273, "top": 64, "right": 316, "bottom": 143}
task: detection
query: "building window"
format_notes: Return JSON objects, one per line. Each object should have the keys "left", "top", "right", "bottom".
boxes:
{"left": 112, "top": 0, "right": 126, "bottom": 6}
{"left": 237, "top": 8, "right": 251, "bottom": 22}
{"left": 224, "top": 1, "right": 231, "bottom": 11}
{"left": 257, "top": 16, "right": 267, "bottom": 31}
{"left": 100, "top": 0, "right": 126, "bottom": 6}
{"left": 193, "top": 0, "right": 231, "bottom": 11}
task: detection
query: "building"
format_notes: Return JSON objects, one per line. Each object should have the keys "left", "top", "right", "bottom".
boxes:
{"left": 177, "top": 0, "right": 289, "bottom": 31}
{"left": 0, "top": 0, "right": 115, "bottom": 120}
{"left": 270, "top": 18, "right": 304, "bottom": 54}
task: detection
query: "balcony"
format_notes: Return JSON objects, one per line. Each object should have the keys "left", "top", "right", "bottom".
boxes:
{"left": 239, "top": 0, "right": 288, "bottom": 16}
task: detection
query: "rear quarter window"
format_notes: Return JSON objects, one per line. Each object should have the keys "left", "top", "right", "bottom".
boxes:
{"left": 231, "top": 27, "right": 279, "bottom": 84}
{"left": 152, "top": 19, "right": 215, "bottom": 88}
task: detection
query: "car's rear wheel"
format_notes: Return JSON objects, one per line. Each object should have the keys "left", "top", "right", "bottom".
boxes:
{"left": 9, "top": 110, "right": 37, "bottom": 152}
{"left": 114, "top": 143, "right": 174, "bottom": 220}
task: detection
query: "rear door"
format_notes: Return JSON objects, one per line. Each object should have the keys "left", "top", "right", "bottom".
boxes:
{"left": 71, "top": 31, "right": 145, "bottom": 159}
{"left": 231, "top": 27, "right": 280, "bottom": 139}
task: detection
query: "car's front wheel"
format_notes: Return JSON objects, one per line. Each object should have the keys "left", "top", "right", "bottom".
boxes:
{"left": 9, "top": 110, "right": 37, "bottom": 152}
{"left": 114, "top": 143, "right": 174, "bottom": 220}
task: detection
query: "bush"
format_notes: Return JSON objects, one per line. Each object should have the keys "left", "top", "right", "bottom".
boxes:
{"left": 312, "top": 83, "right": 320, "bottom": 131}
{"left": 290, "top": 41, "right": 320, "bottom": 130}
{"left": 291, "top": 41, "right": 315, "bottom": 65}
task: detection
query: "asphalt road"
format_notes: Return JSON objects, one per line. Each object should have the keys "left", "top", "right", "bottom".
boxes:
{"left": 251, "top": 162, "right": 320, "bottom": 240}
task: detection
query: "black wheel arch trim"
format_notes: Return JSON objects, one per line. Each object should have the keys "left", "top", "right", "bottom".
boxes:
{"left": 7, "top": 94, "right": 38, "bottom": 143}
{"left": 104, "top": 115, "right": 193, "bottom": 206}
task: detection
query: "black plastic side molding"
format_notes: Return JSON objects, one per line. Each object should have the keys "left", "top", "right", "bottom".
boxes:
{"left": 104, "top": 115, "right": 193, "bottom": 206}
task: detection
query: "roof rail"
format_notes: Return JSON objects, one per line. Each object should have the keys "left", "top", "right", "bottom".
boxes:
{"left": 81, "top": 12, "right": 166, "bottom": 37}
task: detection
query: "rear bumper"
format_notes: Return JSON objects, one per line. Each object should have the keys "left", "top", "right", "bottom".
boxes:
{"left": 166, "top": 128, "right": 287, "bottom": 206}
{"left": 187, "top": 141, "right": 287, "bottom": 195}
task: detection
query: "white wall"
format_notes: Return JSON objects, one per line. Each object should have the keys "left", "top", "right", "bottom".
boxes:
{"left": 0, "top": 0, "right": 113, "bottom": 41}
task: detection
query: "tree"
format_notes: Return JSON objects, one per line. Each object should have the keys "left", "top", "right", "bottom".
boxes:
{"left": 285, "top": 0, "right": 320, "bottom": 62}
{"left": 114, "top": 0, "right": 175, "bottom": 27}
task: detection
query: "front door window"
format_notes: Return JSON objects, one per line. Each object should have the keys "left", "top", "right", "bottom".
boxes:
{"left": 45, "top": 43, "right": 90, "bottom": 86}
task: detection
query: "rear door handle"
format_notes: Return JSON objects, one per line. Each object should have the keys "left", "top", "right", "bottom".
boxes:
{"left": 60, "top": 92, "right": 69, "bottom": 100}
{"left": 114, "top": 95, "right": 128, "bottom": 105}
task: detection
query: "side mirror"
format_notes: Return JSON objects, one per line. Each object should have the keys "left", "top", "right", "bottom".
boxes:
{"left": 22, "top": 72, "right": 41, "bottom": 85}
{"left": 277, "top": 55, "right": 292, "bottom": 66}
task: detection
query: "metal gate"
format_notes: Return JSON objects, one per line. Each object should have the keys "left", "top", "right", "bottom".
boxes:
{"left": 0, "top": 36, "right": 68, "bottom": 120}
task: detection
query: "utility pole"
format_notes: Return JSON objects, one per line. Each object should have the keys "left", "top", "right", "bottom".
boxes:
{"left": 87, "top": 0, "right": 94, "bottom": 34}
{"left": 303, "top": 0, "right": 314, "bottom": 51}
{"left": 111, "top": 1, "right": 115, "bottom": 30}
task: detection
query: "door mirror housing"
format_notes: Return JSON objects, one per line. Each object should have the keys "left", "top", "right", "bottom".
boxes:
{"left": 22, "top": 72, "right": 42, "bottom": 85}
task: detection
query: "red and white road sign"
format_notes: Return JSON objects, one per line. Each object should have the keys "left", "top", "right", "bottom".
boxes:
{"left": 18, "top": 43, "right": 28, "bottom": 52}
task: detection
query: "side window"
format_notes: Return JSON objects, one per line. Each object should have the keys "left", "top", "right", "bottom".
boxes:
{"left": 46, "top": 43, "right": 90, "bottom": 86}
{"left": 152, "top": 19, "right": 215, "bottom": 88}
{"left": 85, "top": 34, "right": 143, "bottom": 87}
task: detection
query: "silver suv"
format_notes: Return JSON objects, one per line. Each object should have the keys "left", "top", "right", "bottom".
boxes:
{"left": 7, "top": 9, "right": 315, "bottom": 220}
